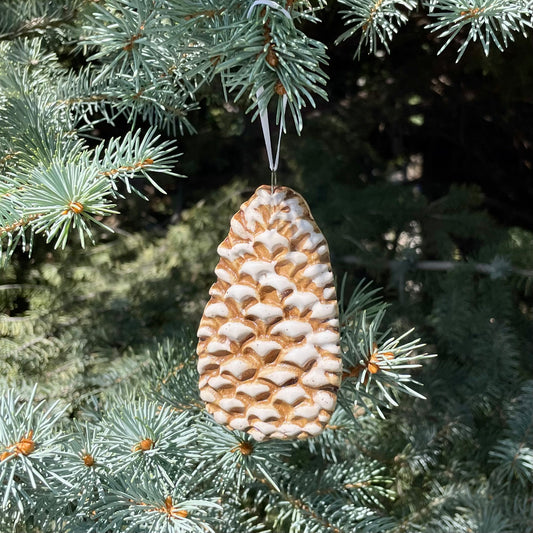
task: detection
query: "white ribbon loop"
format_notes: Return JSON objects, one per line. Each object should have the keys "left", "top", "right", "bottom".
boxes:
{"left": 246, "top": 0, "right": 291, "bottom": 20}
{"left": 256, "top": 88, "right": 288, "bottom": 177}
{"left": 248, "top": 1, "right": 291, "bottom": 188}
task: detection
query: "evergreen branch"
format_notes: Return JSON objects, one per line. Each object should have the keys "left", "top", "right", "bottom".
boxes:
{"left": 336, "top": 0, "right": 417, "bottom": 57}
{"left": 489, "top": 381, "right": 533, "bottom": 486}
{"left": 0, "top": 284, "right": 36, "bottom": 291}
{"left": 92, "top": 127, "right": 182, "bottom": 195}
{"left": 147, "top": 337, "right": 203, "bottom": 412}
{"left": 57, "top": 72, "right": 199, "bottom": 135}
{"left": 20, "top": 160, "right": 118, "bottom": 250}
{"left": 490, "top": 439, "right": 533, "bottom": 485}
{"left": 319, "top": 461, "right": 394, "bottom": 509}
{"left": 59, "top": 89, "right": 194, "bottom": 119}
{"left": 0, "top": 9, "right": 80, "bottom": 41}
{"left": 7, "top": 336, "right": 55, "bottom": 358}
{"left": 339, "top": 288, "right": 435, "bottom": 418}
{"left": 254, "top": 474, "right": 347, "bottom": 533}
{"left": 195, "top": 418, "right": 292, "bottom": 491}
{"left": 98, "top": 398, "right": 195, "bottom": 479}
{"left": 0, "top": 387, "right": 69, "bottom": 524}
{"left": 214, "top": 1, "right": 328, "bottom": 132}
{"left": 56, "top": 422, "right": 108, "bottom": 513}
{"left": 0, "top": 207, "right": 39, "bottom": 264}
{"left": 89, "top": 471, "right": 221, "bottom": 533}
{"left": 425, "top": 0, "right": 533, "bottom": 61}
{"left": 1, "top": 125, "right": 181, "bottom": 257}
{"left": 82, "top": 0, "right": 171, "bottom": 88}
{"left": 254, "top": 470, "right": 395, "bottom": 533}
{"left": 80, "top": 0, "right": 215, "bottom": 97}
{"left": 338, "top": 277, "right": 385, "bottom": 326}
{"left": 58, "top": 94, "right": 112, "bottom": 106}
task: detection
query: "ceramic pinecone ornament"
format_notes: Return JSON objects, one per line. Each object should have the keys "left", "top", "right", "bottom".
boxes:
{"left": 197, "top": 185, "right": 341, "bottom": 441}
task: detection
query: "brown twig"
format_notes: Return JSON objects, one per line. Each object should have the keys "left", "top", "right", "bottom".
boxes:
{"left": 99, "top": 157, "right": 154, "bottom": 177}
{"left": 254, "top": 475, "right": 345, "bottom": 533}
{"left": 0, "top": 213, "right": 41, "bottom": 237}
{"left": 362, "top": 0, "right": 385, "bottom": 31}
{"left": 338, "top": 255, "right": 533, "bottom": 278}
{"left": 0, "top": 12, "right": 78, "bottom": 41}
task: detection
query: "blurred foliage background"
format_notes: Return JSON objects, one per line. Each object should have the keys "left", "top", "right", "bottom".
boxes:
{"left": 0, "top": 4, "right": 532, "bottom": 528}
{"left": 0, "top": 4, "right": 532, "bottom": 510}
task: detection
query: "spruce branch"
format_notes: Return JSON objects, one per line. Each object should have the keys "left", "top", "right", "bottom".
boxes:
{"left": 195, "top": 417, "right": 292, "bottom": 491}
{"left": 0, "top": 1, "right": 85, "bottom": 42}
{"left": 82, "top": 0, "right": 175, "bottom": 90}
{"left": 254, "top": 473, "right": 348, "bottom": 533}
{"left": 90, "top": 471, "right": 221, "bottom": 533}
{"left": 0, "top": 387, "right": 69, "bottom": 526}
{"left": 79, "top": 0, "right": 214, "bottom": 122}
{"left": 21, "top": 160, "right": 118, "bottom": 250}
{"left": 0, "top": 214, "right": 41, "bottom": 238}
{"left": 1, "top": 123, "right": 181, "bottom": 258}
{"left": 98, "top": 398, "right": 195, "bottom": 479}
{"left": 92, "top": 127, "right": 182, "bottom": 195}
{"left": 425, "top": 0, "right": 533, "bottom": 61}
{"left": 319, "top": 460, "right": 394, "bottom": 509}
{"left": 339, "top": 281, "right": 435, "bottom": 419}
{"left": 336, "top": 0, "right": 533, "bottom": 60}
{"left": 254, "top": 468, "right": 396, "bottom": 533}
{"left": 214, "top": 1, "right": 328, "bottom": 132}
{"left": 336, "top": 0, "right": 418, "bottom": 57}
{"left": 53, "top": 422, "right": 110, "bottom": 523}
{"left": 62, "top": 56, "right": 200, "bottom": 135}
{"left": 148, "top": 336, "right": 203, "bottom": 412}
{"left": 490, "top": 438, "right": 533, "bottom": 486}
{"left": 338, "top": 277, "right": 386, "bottom": 325}
{"left": 489, "top": 381, "right": 533, "bottom": 487}
{"left": 305, "top": 408, "right": 363, "bottom": 462}
{"left": 0, "top": 14, "right": 77, "bottom": 42}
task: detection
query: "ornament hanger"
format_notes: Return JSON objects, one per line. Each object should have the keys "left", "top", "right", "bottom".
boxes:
{"left": 256, "top": 87, "right": 287, "bottom": 192}
{"left": 246, "top": 0, "right": 291, "bottom": 19}
{"left": 248, "top": 0, "right": 290, "bottom": 193}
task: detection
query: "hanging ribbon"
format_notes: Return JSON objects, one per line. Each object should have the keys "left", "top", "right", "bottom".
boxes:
{"left": 247, "top": 0, "right": 291, "bottom": 190}
{"left": 256, "top": 87, "right": 288, "bottom": 178}
{"left": 246, "top": 0, "right": 291, "bottom": 20}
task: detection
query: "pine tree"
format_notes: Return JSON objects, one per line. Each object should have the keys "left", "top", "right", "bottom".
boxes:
{"left": 1, "top": 1, "right": 532, "bottom": 532}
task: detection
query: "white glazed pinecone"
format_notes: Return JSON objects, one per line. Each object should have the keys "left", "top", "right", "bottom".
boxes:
{"left": 197, "top": 185, "right": 341, "bottom": 441}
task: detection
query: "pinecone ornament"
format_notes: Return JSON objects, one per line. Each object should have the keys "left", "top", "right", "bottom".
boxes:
{"left": 197, "top": 185, "right": 341, "bottom": 441}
